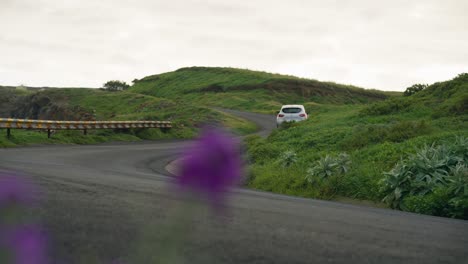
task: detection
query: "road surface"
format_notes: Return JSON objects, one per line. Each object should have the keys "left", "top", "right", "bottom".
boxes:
{"left": 0, "top": 110, "right": 467, "bottom": 264}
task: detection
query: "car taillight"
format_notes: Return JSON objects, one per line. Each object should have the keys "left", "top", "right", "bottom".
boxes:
{"left": 299, "top": 114, "right": 306, "bottom": 117}
{"left": 278, "top": 114, "right": 284, "bottom": 117}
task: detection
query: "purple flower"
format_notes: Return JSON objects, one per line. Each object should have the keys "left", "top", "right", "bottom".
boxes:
{"left": 1, "top": 225, "right": 48, "bottom": 264}
{"left": 0, "top": 173, "right": 47, "bottom": 264}
{"left": 178, "top": 128, "right": 242, "bottom": 207}
{"left": 0, "top": 174, "right": 37, "bottom": 207}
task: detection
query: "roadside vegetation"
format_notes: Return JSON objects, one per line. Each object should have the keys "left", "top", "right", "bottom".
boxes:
{"left": 0, "top": 87, "right": 256, "bottom": 147}
{"left": 244, "top": 73, "right": 468, "bottom": 219}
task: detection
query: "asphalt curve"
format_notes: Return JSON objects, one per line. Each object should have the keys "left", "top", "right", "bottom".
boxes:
{"left": 0, "top": 110, "right": 467, "bottom": 264}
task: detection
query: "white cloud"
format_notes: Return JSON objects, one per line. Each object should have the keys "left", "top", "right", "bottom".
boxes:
{"left": 0, "top": 0, "right": 467, "bottom": 90}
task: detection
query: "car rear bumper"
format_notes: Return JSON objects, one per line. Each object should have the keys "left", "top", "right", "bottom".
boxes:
{"left": 276, "top": 117, "right": 307, "bottom": 125}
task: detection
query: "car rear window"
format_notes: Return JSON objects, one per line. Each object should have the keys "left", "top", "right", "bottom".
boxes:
{"left": 282, "top": 107, "right": 302, "bottom": 113}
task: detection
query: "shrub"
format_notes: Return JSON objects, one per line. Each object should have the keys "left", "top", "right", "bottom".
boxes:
{"left": 306, "top": 155, "right": 336, "bottom": 181}
{"left": 446, "top": 95, "right": 468, "bottom": 116}
{"left": 278, "top": 150, "right": 298, "bottom": 167}
{"left": 103, "top": 80, "right": 130, "bottom": 91}
{"left": 402, "top": 188, "right": 451, "bottom": 216}
{"left": 360, "top": 97, "right": 412, "bottom": 116}
{"left": 447, "top": 163, "right": 468, "bottom": 196}
{"left": 452, "top": 134, "right": 468, "bottom": 160}
{"left": 380, "top": 137, "right": 467, "bottom": 216}
{"left": 380, "top": 162, "right": 412, "bottom": 208}
{"left": 402, "top": 186, "right": 468, "bottom": 219}
{"left": 306, "top": 153, "right": 351, "bottom": 182}
{"left": 244, "top": 136, "right": 281, "bottom": 164}
{"left": 403, "top": 84, "right": 428, "bottom": 96}
{"left": 447, "top": 196, "right": 468, "bottom": 219}
{"left": 247, "top": 164, "right": 316, "bottom": 197}
{"left": 335, "top": 153, "right": 351, "bottom": 174}
{"left": 303, "top": 153, "right": 351, "bottom": 199}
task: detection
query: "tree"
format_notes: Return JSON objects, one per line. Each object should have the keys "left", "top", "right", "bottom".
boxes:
{"left": 103, "top": 80, "right": 130, "bottom": 91}
{"left": 403, "top": 84, "right": 428, "bottom": 96}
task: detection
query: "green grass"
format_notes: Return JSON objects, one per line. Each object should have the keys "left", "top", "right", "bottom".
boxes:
{"left": 361, "top": 73, "right": 468, "bottom": 118}
{"left": 0, "top": 88, "right": 257, "bottom": 147}
{"left": 131, "top": 67, "right": 396, "bottom": 113}
{"left": 0, "top": 129, "right": 141, "bottom": 147}
{"left": 244, "top": 73, "right": 468, "bottom": 217}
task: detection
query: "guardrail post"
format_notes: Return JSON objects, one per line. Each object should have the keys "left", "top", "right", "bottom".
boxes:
{"left": 7, "top": 128, "right": 11, "bottom": 139}
{"left": 47, "top": 129, "right": 51, "bottom": 139}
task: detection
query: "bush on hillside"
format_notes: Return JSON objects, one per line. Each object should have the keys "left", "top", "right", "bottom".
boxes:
{"left": 244, "top": 135, "right": 282, "bottom": 164}
{"left": 103, "top": 80, "right": 130, "bottom": 91}
{"left": 380, "top": 137, "right": 468, "bottom": 219}
{"left": 305, "top": 153, "right": 351, "bottom": 198}
{"left": 432, "top": 94, "right": 468, "bottom": 117}
{"left": 360, "top": 97, "right": 412, "bottom": 116}
{"left": 278, "top": 150, "right": 298, "bottom": 167}
{"left": 448, "top": 95, "right": 468, "bottom": 115}
{"left": 403, "top": 84, "right": 428, "bottom": 96}
{"left": 306, "top": 153, "right": 351, "bottom": 182}
{"left": 340, "top": 121, "right": 432, "bottom": 149}
{"left": 402, "top": 185, "right": 468, "bottom": 219}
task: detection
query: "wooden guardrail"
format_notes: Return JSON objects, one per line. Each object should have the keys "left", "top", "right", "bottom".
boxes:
{"left": 0, "top": 118, "right": 172, "bottom": 138}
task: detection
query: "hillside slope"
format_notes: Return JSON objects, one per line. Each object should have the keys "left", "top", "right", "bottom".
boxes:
{"left": 245, "top": 73, "right": 468, "bottom": 219}
{"left": 0, "top": 88, "right": 256, "bottom": 147}
{"left": 131, "top": 67, "right": 397, "bottom": 113}
{"left": 362, "top": 73, "right": 467, "bottom": 118}
{"left": 0, "top": 86, "right": 36, "bottom": 117}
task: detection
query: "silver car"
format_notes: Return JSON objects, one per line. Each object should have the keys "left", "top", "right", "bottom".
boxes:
{"left": 276, "top": 105, "right": 308, "bottom": 127}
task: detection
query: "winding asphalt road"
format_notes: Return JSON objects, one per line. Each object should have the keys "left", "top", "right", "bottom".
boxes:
{"left": 0, "top": 110, "right": 467, "bottom": 263}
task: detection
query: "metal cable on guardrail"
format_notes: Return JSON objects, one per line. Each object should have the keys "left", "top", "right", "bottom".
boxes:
{"left": 0, "top": 118, "right": 172, "bottom": 138}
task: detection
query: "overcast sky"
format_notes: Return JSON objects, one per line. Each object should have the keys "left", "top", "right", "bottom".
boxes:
{"left": 1, "top": 0, "right": 467, "bottom": 91}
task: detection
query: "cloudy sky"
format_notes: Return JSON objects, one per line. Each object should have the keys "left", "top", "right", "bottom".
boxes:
{"left": 1, "top": 0, "right": 467, "bottom": 91}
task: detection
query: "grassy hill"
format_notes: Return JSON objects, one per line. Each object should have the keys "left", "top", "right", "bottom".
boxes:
{"left": 2, "top": 67, "right": 396, "bottom": 147}
{"left": 362, "top": 74, "right": 467, "bottom": 118}
{"left": 0, "top": 88, "right": 256, "bottom": 147}
{"left": 245, "top": 73, "right": 468, "bottom": 219}
{"left": 131, "top": 67, "right": 397, "bottom": 113}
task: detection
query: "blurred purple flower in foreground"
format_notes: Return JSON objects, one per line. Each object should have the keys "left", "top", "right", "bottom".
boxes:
{"left": 2, "top": 225, "right": 48, "bottom": 264}
{"left": 178, "top": 128, "right": 242, "bottom": 207}
{"left": 0, "top": 173, "right": 47, "bottom": 264}
{"left": 0, "top": 174, "right": 37, "bottom": 207}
